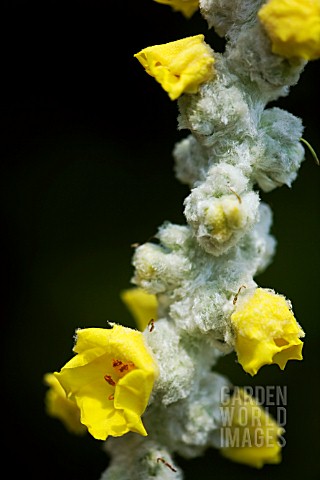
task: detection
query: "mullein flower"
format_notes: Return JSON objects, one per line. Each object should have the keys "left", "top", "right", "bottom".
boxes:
{"left": 219, "top": 388, "right": 283, "bottom": 468}
{"left": 43, "top": 373, "right": 87, "bottom": 435}
{"left": 231, "top": 288, "right": 305, "bottom": 376}
{"left": 54, "top": 324, "right": 158, "bottom": 440}
{"left": 258, "top": 0, "right": 320, "bottom": 60}
{"left": 120, "top": 287, "right": 158, "bottom": 331}
{"left": 153, "top": 0, "right": 199, "bottom": 19}
{"left": 45, "top": 1, "right": 312, "bottom": 476}
{"left": 134, "top": 35, "right": 215, "bottom": 100}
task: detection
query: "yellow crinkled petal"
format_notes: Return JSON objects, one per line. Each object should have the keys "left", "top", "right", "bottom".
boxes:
{"left": 222, "top": 445, "right": 282, "bottom": 468}
{"left": 72, "top": 325, "right": 157, "bottom": 371}
{"left": 76, "top": 379, "right": 129, "bottom": 440}
{"left": 153, "top": 0, "right": 199, "bottom": 19}
{"left": 258, "top": 0, "right": 320, "bottom": 60}
{"left": 231, "top": 288, "right": 305, "bottom": 376}
{"left": 134, "top": 34, "right": 215, "bottom": 100}
{"left": 54, "top": 324, "right": 158, "bottom": 440}
{"left": 115, "top": 369, "right": 154, "bottom": 416}
{"left": 43, "top": 373, "right": 87, "bottom": 435}
{"left": 220, "top": 389, "right": 283, "bottom": 468}
{"left": 120, "top": 287, "right": 158, "bottom": 331}
{"left": 115, "top": 369, "right": 154, "bottom": 436}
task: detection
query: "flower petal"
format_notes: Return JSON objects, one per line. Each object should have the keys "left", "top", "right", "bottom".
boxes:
{"left": 53, "top": 324, "right": 158, "bottom": 440}
{"left": 220, "top": 389, "right": 283, "bottom": 468}
{"left": 43, "top": 373, "right": 86, "bottom": 435}
{"left": 231, "top": 288, "right": 305, "bottom": 375}
{"left": 258, "top": 0, "right": 320, "bottom": 60}
{"left": 75, "top": 379, "right": 128, "bottom": 440}
{"left": 153, "top": 0, "right": 199, "bottom": 19}
{"left": 134, "top": 35, "right": 215, "bottom": 100}
{"left": 120, "top": 287, "right": 158, "bottom": 331}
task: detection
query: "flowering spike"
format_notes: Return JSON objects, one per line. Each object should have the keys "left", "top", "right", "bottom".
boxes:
{"left": 45, "top": 0, "right": 313, "bottom": 476}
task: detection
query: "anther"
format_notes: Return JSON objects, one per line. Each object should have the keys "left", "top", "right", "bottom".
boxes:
{"left": 112, "top": 359, "right": 122, "bottom": 368}
{"left": 112, "top": 359, "right": 136, "bottom": 376}
{"left": 104, "top": 374, "right": 116, "bottom": 386}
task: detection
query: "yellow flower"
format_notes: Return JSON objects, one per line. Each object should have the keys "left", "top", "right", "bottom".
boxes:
{"left": 258, "top": 0, "right": 320, "bottom": 60}
{"left": 220, "top": 388, "right": 283, "bottom": 468}
{"left": 231, "top": 288, "right": 305, "bottom": 376}
{"left": 43, "top": 373, "right": 87, "bottom": 435}
{"left": 54, "top": 324, "right": 158, "bottom": 440}
{"left": 134, "top": 34, "right": 215, "bottom": 100}
{"left": 120, "top": 287, "right": 158, "bottom": 331}
{"left": 153, "top": 0, "right": 199, "bottom": 19}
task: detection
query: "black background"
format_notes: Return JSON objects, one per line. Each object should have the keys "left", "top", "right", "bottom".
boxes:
{"left": 1, "top": 1, "right": 320, "bottom": 479}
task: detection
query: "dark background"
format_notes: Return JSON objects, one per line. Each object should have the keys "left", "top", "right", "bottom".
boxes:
{"left": 1, "top": 1, "right": 319, "bottom": 479}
